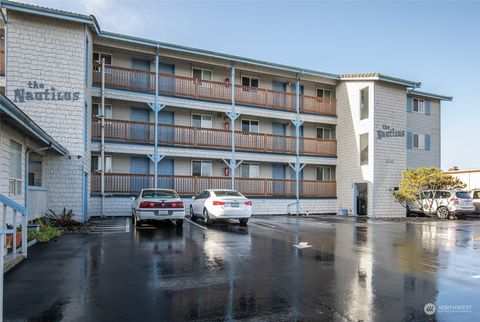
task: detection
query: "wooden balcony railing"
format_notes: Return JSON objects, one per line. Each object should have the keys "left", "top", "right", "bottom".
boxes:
{"left": 0, "top": 50, "right": 4, "bottom": 76}
{"left": 92, "top": 65, "right": 336, "bottom": 116}
{"left": 91, "top": 173, "right": 336, "bottom": 197}
{"left": 91, "top": 118, "right": 337, "bottom": 157}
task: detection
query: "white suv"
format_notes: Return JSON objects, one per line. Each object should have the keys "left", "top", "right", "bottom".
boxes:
{"left": 407, "top": 190, "right": 475, "bottom": 219}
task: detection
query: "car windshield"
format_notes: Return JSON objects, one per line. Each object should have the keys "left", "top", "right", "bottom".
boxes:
{"left": 455, "top": 191, "right": 471, "bottom": 199}
{"left": 142, "top": 190, "right": 178, "bottom": 198}
{"left": 214, "top": 190, "right": 244, "bottom": 197}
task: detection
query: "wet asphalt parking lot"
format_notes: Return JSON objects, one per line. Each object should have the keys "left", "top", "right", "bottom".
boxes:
{"left": 3, "top": 215, "right": 480, "bottom": 322}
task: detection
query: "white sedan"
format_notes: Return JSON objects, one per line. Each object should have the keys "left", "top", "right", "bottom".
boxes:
{"left": 131, "top": 189, "right": 185, "bottom": 227}
{"left": 190, "top": 189, "right": 252, "bottom": 226}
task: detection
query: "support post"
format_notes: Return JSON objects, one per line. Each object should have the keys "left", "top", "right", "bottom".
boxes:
{"left": 100, "top": 58, "right": 105, "bottom": 218}
{"left": 294, "top": 76, "right": 303, "bottom": 216}
{"left": 229, "top": 63, "right": 238, "bottom": 190}
{"left": 154, "top": 48, "right": 159, "bottom": 188}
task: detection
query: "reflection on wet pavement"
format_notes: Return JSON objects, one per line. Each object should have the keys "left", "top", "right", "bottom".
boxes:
{"left": 4, "top": 217, "right": 480, "bottom": 321}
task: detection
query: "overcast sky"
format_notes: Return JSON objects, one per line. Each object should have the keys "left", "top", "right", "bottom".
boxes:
{"left": 26, "top": 0, "right": 480, "bottom": 170}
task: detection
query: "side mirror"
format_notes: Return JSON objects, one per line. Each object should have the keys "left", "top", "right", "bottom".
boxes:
{"left": 130, "top": 197, "right": 135, "bottom": 201}
{"left": 191, "top": 196, "right": 196, "bottom": 200}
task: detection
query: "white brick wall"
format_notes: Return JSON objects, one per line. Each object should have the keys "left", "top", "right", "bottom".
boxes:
{"left": 6, "top": 12, "right": 88, "bottom": 220}
{"left": 89, "top": 196, "right": 337, "bottom": 217}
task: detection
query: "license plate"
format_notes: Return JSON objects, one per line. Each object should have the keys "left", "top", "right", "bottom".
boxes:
{"left": 230, "top": 203, "right": 239, "bottom": 208}
{"left": 154, "top": 210, "right": 169, "bottom": 216}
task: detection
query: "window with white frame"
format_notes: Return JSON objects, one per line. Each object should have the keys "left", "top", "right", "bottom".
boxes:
{"left": 316, "top": 127, "right": 332, "bottom": 139}
{"left": 91, "top": 155, "right": 112, "bottom": 173}
{"left": 241, "top": 76, "right": 259, "bottom": 88}
{"left": 241, "top": 163, "right": 259, "bottom": 178}
{"left": 191, "top": 114, "right": 213, "bottom": 128}
{"left": 412, "top": 133, "right": 424, "bottom": 149}
{"left": 192, "top": 68, "right": 212, "bottom": 81}
{"left": 413, "top": 98, "right": 425, "bottom": 113}
{"left": 92, "top": 103, "right": 112, "bottom": 119}
{"left": 93, "top": 52, "right": 112, "bottom": 72}
{"left": 9, "top": 140, "right": 22, "bottom": 195}
{"left": 360, "top": 87, "right": 369, "bottom": 120}
{"left": 241, "top": 119, "right": 259, "bottom": 133}
{"left": 317, "top": 166, "right": 335, "bottom": 181}
{"left": 192, "top": 160, "right": 212, "bottom": 176}
{"left": 316, "top": 88, "right": 332, "bottom": 99}
{"left": 360, "top": 133, "right": 369, "bottom": 165}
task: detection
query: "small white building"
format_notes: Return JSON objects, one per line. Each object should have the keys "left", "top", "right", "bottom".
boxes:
{"left": 0, "top": 1, "right": 453, "bottom": 218}
{"left": 446, "top": 169, "right": 480, "bottom": 191}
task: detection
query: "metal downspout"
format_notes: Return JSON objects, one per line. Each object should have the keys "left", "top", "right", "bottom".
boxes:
{"left": 154, "top": 47, "right": 159, "bottom": 188}
{"left": 100, "top": 58, "right": 105, "bottom": 217}
{"left": 230, "top": 63, "right": 236, "bottom": 190}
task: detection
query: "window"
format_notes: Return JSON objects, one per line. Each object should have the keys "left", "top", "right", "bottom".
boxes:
{"left": 192, "top": 160, "right": 212, "bottom": 176}
{"left": 142, "top": 190, "right": 179, "bottom": 198}
{"left": 360, "top": 133, "right": 369, "bottom": 165}
{"left": 316, "top": 88, "right": 332, "bottom": 99}
{"left": 9, "top": 140, "right": 22, "bottom": 195}
{"left": 92, "top": 103, "right": 112, "bottom": 119}
{"left": 28, "top": 153, "right": 43, "bottom": 187}
{"left": 413, "top": 134, "right": 419, "bottom": 148}
{"left": 241, "top": 76, "right": 259, "bottom": 88}
{"left": 196, "top": 191, "right": 210, "bottom": 199}
{"left": 191, "top": 114, "right": 212, "bottom": 128}
{"left": 93, "top": 52, "right": 112, "bottom": 72}
{"left": 434, "top": 191, "right": 451, "bottom": 199}
{"left": 412, "top": 133, "right": 424, "bottom": 149}
{"left": 316, "top": 127, "right": 332, "bottom": 139}
{"left": 413, "top": 98, "right": 425, "bottom": 113}
{"left": 360, "top": 87, "right": 369, "bottom": 120}
{"left": 317, "top": 166, "right": 335, "bottom": 181}
{"left": 192, "top": 68, "right": 212, "bottom": 81}
{"left": 92, "top": 155, "right": 112, "bottom": 173}
{"left": 241, "top": 120, "right": 259, "bottom": 133}
{"left": 241, "top": 164, "right": 259, "bottom": 178}
{"left": 473, "top": 190, "right": 480, "bottom": 199}
{"left": 213, "top": 190, "right": 244, "bottom": 197}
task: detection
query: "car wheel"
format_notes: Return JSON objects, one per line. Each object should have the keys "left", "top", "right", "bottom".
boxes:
{"left": 176, "top": 219, "right": 184, "bottom": 228}
{"left": 239, "top": 218, "right": 249, "bottom": 226}
{"left": 436, "top": 206, "right": 449, "bottom": 220}
{"left": 203, "top": 208, "right": 211, "bottom": 226}
{"left": 190, "top": 206, "right": 196, "bottom": 220}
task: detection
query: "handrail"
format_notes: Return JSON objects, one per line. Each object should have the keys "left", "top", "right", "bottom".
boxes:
{"left": 91, "top": 173, "right": 337, "bottom": 197}
{"left": 91, "top": 117, "right": 337, "bottom": 156}
{"left": 92, "top": 65, "right": 337, "bottom": 116}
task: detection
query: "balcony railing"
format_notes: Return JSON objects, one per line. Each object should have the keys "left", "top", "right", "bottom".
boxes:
{"left": 91, "top": 173, "right": 336, "bottom": 197}
{"left": 92, "top": 65, "right": 336, "bottom": 116}
{"left": 0, "top": 50, "right": 4, "bottom": 76}
{"left": 91, "top": 118, "right": 337, "bottom": 157}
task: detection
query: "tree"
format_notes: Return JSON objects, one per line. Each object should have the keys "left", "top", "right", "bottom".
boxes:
{"left": 393, "top": 167, "right": 466, "bottom": 217}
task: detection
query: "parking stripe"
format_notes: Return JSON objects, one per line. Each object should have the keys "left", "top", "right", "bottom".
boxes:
{"left": 185, "top": 218, "right": 207, "bottom": 230}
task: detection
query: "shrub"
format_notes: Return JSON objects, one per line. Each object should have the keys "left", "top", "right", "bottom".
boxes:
{"left": 45, "top": 208, "right": 81, "bottom": 228}
{"left": 28, "top": 222, "right": 62, "bottom": 242}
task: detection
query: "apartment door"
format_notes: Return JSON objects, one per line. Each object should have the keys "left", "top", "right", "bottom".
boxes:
{"left": 132, "top": 58, "right": 151, "bottom": 91}
{"left": 272, "top": 122, "right": 286, "bottom": 152}
{"left": 130, "top": 157, "right": 150, "bottom": 193}
{"left": 159, "top": 111, "right": 175, "bottom": 144}
{"left": 159, "top": 63, "right": 175, "bottom": 93}
{"left": 131, "top": 107, "right": 150, "bottom": 142}
{"left": 289, "top": 168, "right": 304, "bottom": 195}
{"left": 158, "top": 159, "right": 174, "bottom": 189}
{"left": 354, "top": 183, "right": 368, "bottom": 216}
{"left": 272, "top": 81, "right": 287, "bottom": 107}
{"left": 290, "top": 124, "right": 304, "bottom": 152}
{"left": 272, "top": 164, "right": 286, "bottom": 196}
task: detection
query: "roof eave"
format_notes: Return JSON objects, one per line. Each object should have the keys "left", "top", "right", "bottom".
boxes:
{"left": 0, "top": 95, "right": 68, "bottom": 155}
{"left": 409, "top": 90, "right": 453, "bottom": 101}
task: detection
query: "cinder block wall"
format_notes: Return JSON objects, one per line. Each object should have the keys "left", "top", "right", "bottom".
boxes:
{"left": 89, "top": 197, "right": 338, "bottom": 217}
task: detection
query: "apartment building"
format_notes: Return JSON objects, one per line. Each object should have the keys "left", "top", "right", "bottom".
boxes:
{"left": 0, "top": 1, "right": 452, "bottom": 219}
